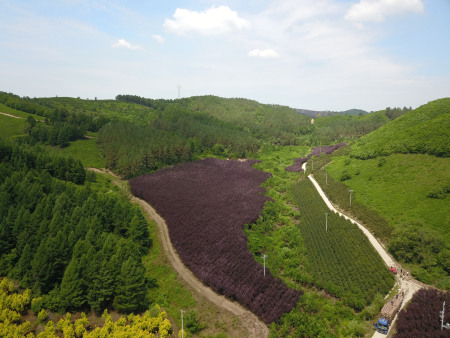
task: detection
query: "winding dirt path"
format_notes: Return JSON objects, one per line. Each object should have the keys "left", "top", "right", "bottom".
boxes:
{"left": 0, "top": 111, "right": 25, "bottom": 119}
{"left": 304, "top": 162, "right": 425, "bottom": 337}
{"left": 88, "top": 168, "right": 269, "bottom": 338}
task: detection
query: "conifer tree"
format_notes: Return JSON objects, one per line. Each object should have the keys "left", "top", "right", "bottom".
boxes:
{"left": 59, "top": 254, "right": 89, "bottom": 311}
{"left": 114, "top": 257, "right": 149, "bottom": 313}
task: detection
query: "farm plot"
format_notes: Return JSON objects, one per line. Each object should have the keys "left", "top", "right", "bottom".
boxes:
{"left": 395, "top": 288, "right": 450, "bottom": 337}
{"left": 291, "top": 178, "right": 394, "bottom": 310}
{"left": 129, "top": 158, "right": 301, "bottom": 323}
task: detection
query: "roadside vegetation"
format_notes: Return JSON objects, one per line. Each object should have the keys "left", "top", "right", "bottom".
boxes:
{"left": 311, "top": 99, "right": 450, "bottom": 290}
{"left": 245, "top": 146, "right": 394, "bottom": 336}
{"left": 0, "top": 276, "right": 173, "bottom": 337}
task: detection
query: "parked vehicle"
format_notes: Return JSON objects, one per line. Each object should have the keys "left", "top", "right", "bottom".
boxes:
{"left": 374, "top": 293, "right": 404, "bottom": 334}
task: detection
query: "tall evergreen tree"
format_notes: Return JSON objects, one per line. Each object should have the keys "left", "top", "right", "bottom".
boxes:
{"left": 114, "top": 257, "right": 149, "bottom": 313}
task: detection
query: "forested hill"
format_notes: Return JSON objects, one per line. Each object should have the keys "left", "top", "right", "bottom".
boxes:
{"left": 295, "top": 108, "right": 368, "bottom": 118}
{"left": 0, "top": 91, "right": 312, "bottom": 177}
{"left": 351, "top": 98, "right": 450, "bottom": 159}
{"left": 116, "top": 94, "right": 311, "bottom": 144}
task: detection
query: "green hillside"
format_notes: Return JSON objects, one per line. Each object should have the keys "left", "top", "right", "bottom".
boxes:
{"left": 1, "top": 90, "right": 448, "bottom": 335}
{"left": 310, "top": 110, "right": 390, "bottom": 144}
{"left": 325, "top": 154, "right": 449, "bottom": 289}
{"left": 317, "top": 99, "right": 450, "bottom": 289}
{"left": 338, "top": 109, "right": 368, "bottom": 116}
{"left": 36, "top": 96, "right": 154, "bottom": 125}
{"left": 352, "top": 98, "right": 450, "bottom": 159}
{"left": 117, "top": 94, "right": 312, "bottom": 144}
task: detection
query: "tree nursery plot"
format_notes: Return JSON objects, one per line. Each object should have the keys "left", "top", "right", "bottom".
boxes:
{"left": 291, "top": 178, "right": 394, "bottom": 310}
{"left": 129, "top": 158, "right": 301, "bottom": 323}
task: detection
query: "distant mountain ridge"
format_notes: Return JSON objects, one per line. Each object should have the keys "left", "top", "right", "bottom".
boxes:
{"left": 295, "top": 108, "right": 368, "bottom": 118}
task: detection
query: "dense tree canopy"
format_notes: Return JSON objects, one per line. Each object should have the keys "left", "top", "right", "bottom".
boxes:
{"left": 0, "top": 140, "right": 152, "bottom": 314}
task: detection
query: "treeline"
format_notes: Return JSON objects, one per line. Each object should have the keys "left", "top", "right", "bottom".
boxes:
{"left": 188, "top": 95, "right": 311, "bottom": 145}
{"left": 106, "top": 94, "right": 315, "bottom": 177}
{"left": 388, "top": 224, "right": 449, "bottom": 287}
{"left": 307, "top": 111, "right": 390, "bottom": 145}
{"left": 385, "top": 106, "right": 412, "bottom": 120}
{"left": 26, "top": 117, "right": 86, "bottom": 147}
{"left": 0, "top": 92, "right": 110, "bottom": 146}
{"left": 0, "top": 92, "right": 50, "bottom": 117}
{"left": 0, "top": 140, "right": 85, "bottom": 184}
{"left": 0, "top": 141, "right": 152, "bottom": 314}
{"left": 117, "top": 94, "right": 311, "bottom": 146}
{"left": 98, "top": 113, "right": 259, "bottom": 178}
{"left": 115, "top": 94, "right": 183, "bottom": 111}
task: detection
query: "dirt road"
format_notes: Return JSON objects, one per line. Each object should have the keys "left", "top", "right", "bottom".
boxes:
{"left": 0, "top": 112, "right": 24, "bottom": 119}
{"left": 306, "top": 168, "right": 424, "bottom": 337}
{"left": 88, "top": 168, "right": 269, "bottom": 338}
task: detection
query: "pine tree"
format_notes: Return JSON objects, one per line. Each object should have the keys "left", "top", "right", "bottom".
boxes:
{"left": 127, "top": 213, "right": 151, "bottom": 252}
{"left": 59, "top": 254, "right": 88, "bottom": 311}
{"left": 114, "top": 257, "right": 149, "bottom": 313}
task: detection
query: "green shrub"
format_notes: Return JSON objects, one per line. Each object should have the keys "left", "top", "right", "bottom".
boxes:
{"left": 340, "top": 170, "right": 351, "bottom": 181}
{"left": 185, "top": 310, "right": 206, "bottom": 334}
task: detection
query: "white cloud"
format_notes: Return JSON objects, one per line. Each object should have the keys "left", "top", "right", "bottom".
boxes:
{"left": 164, "top": 5, "right": 251, "bottom": 36}
{"left": 346, "top": 0, "right": 424, "bottom": 22}
{"left": 152, "top": 35, "right": 164, "bottom": 44}
{"left": 248, "top": 49, "right": 280, "bottom": 59}
{"left": 112, "top": 38, "right": 141, "bottom": 50}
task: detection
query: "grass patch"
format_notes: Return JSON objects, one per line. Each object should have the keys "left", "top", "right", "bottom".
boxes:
{"left": 0, "top": 114, "right": 27, "bottom": 139}
{"left": 44, "top": 134, "right": 105, "bottom": 168}
{"left": 142, "top": 223, "right": 196, "bottom": 318}
{"left": 327, "top": 154, "right": 450, "bottom": 241}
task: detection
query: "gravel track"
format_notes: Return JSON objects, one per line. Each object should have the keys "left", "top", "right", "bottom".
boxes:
{"left": 88, "top": 167, "right": 269, "bottom": 338}
{"left": 304, "top": 162, "right": 424, "bottom": 337}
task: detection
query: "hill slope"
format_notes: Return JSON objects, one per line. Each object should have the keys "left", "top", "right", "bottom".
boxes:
{"left": 352, "top": 98, "right": 450, "bottom": 159}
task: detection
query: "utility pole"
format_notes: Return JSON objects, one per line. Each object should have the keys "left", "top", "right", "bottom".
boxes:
{"left": 325, "top": 212, "right": 328, "bottom": 232}
{"left": 349, "top": 189, "right": 353, "bottom": 207}
{"left": 180, "top": 309, "right": 185, "bottom": 338}
{"left": 262, "top": 254, "right": 267, "bottom": 277}
{"left": 311, "top": 159, "right": 314, "bottom": 171}
{"left": 177, "top": 84, "right": 181, "bottom": 99}
{"left": 441, "top": 301, "right": 450, "bottom": 330}
{"left": 326, "top": 171, "right": 328, "bottom": 185}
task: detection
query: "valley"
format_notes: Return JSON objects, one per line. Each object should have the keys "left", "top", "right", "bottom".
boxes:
{"left": 0, "top": 91, "right": 448, "bottom": 337}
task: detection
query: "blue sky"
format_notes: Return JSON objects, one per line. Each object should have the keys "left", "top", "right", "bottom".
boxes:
{"left": 0, "top": 0, "right": 449, "bottom": 111}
